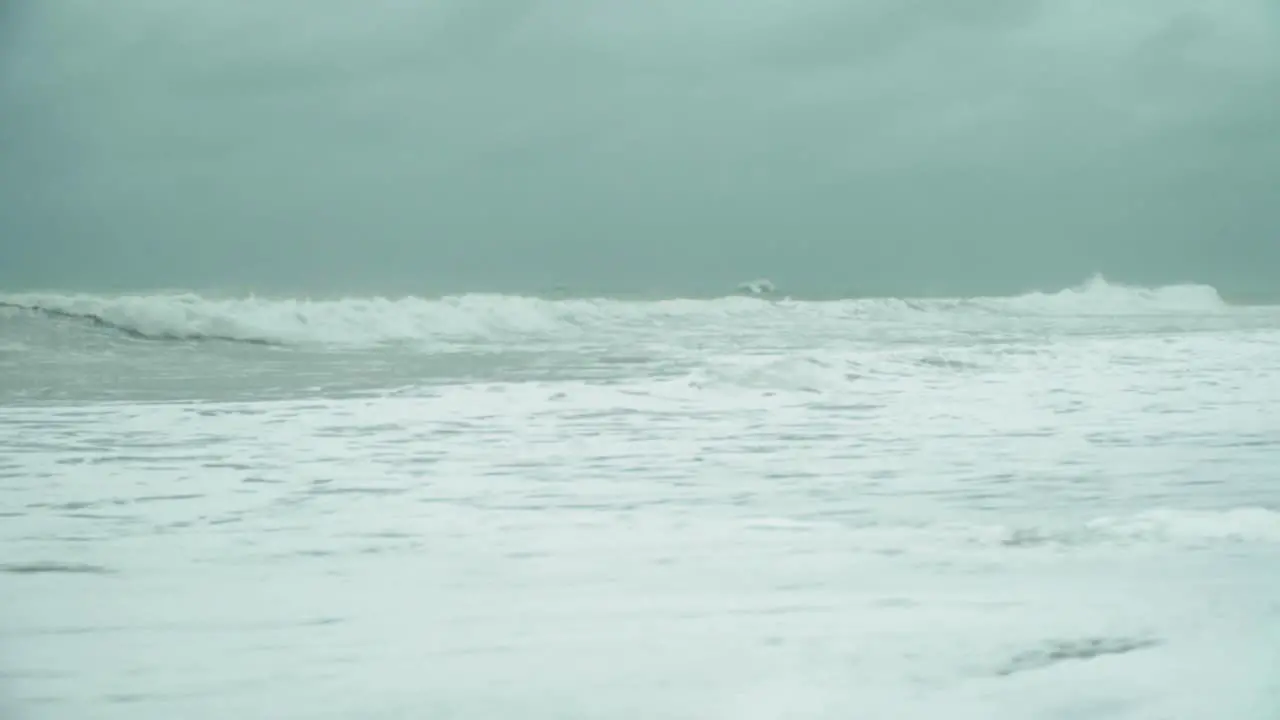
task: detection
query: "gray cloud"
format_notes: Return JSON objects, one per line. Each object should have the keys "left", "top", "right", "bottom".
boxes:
{"left": 1, "top": 0, "right": 1277, "bottom": 297}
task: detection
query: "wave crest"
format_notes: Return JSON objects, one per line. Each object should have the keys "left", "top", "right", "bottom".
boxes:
{"left": 0, "top": 276, "right": 1235, "bottom": 347}
{"left": 980, "top": 274, "right": 1226, "bottom": 315}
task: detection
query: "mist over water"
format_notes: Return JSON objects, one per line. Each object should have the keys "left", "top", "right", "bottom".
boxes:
{"left": 1, "top": 1, "right": 1277, "bottom": 298}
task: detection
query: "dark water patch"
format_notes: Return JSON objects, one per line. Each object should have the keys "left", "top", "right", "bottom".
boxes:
{"left": 1215, "top": 436, "right": 1280, "bottom": 449}
{"left": 39, "top": 501, "right": 97, "bottom": 511}
{"left": 207, "top": 516, "right": 244, "bottom": 526}
{"left": 20, "top": 534, "right": 105, "bottom": 543}
{"left": 83, "top": 455, "right": 167, "bottom": 465}
{"left": 1000, "top": 527, "right": 1060, "bottom": 548}
{"left": 997, "top": 636, "right": 1161, "bottom": 676}
{"left": 1085, "top": 432, "right": 1136, "bottom": 447}
{"left": 188, "top": 407, "right": 261, "bottom": 417}
{"left": 307, "top": 485, "right": 407, "bottom": 496}
{"left": 1002, "top": 429, "right": 1059, "bottom": 438}
{"left": 358, "top": 541, "right": 422, "bottom": 555}
{"left": 810, "top": 402, "right": 882, "bottom": 413}
{"left": 402, "top": 455, "right": 443, "bottom": 466}
{"left": 917, "top": 356, "right": 983, "bottom": 370}
{"left": 297, "top": 617, "right": 345, "bottom": 627}
{"left": 202, "top": 458, "right": 257, "bottom": 471}
{"left": 294, "top": 549, "right": 338, "bottom": 558}
{"left": 0, "top": 625, "right": 125, "bottom": 638}
{"left": 0, "top": 561, "right": 113, "bottom": 575}
{"left": 315, "top": 422, "right": 404, "bottom": 436}
{"left": 775, "top": 431, "right": 850, "bottom": 442}
{"left": 84, "top": 452, "right": 229, "bottom": 464}
{"left": 61, "top": 511, "right": 138, "bottom": 521}
{"left": 562, "top": 408, "right": 650, "bottom": 420}
{"left": 133, "top": 493, "right": 204, "bottom": 503}
{"left": 597, "top": 354, "right": 653, "bottom": 365}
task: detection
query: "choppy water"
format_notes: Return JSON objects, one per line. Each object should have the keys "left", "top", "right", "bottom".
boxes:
{"left": 2, "top": 277, "right": 1279, "bottom": 719}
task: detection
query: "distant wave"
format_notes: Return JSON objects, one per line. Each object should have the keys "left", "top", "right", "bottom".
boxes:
{"left": 0, "top": 276, "right": 1235, "bottom": 348}
{"left": 970, "top": 274, "right": 1228, "bottom": 315}
{"left": 736, "top": 278, "right": 776, "bottom": 295}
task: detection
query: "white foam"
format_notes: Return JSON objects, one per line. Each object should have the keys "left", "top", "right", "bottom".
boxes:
{"left": 983, "top": 274, "right": 1228, "bottom": 315}
{"left": 0, "top": 275, "right": 1242, "bottom": 348}
{"left": 1086, "top": 507, "right": 1280, "bottom": 545}
{"left": 742, "top": 508, "right": 1280, "bottom": 555}
{"left": 2, "top": 353, "right": 1277, "bottom": 719}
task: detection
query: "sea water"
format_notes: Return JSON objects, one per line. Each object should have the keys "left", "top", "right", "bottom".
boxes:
{"left": 1, "top": 277, "right": 1279, "bottom": 719}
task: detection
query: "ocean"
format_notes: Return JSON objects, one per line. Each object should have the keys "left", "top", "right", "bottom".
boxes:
{"left": 2, "top": 276, "right": 1278, "bottom": 719}
{"left": 3, "top": 1, "right": 1280, "bottom": 716}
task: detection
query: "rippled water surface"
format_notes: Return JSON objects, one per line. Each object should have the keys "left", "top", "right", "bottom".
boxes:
{"left": 2, "top": 280, "right": 1279, "bottom": 719}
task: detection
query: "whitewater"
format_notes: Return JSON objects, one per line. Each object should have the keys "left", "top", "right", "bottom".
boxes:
{"left": 2, "top": 276, "right": 1279, "bottom": 719}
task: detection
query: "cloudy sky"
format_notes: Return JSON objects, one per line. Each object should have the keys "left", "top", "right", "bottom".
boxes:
{"left": 1, "top": 0, "right": 1277, "bottom": 296}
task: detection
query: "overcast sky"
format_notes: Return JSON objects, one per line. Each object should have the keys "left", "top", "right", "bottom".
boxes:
{"left": 1, "top": 0, "right": 1277, "bottom": 296}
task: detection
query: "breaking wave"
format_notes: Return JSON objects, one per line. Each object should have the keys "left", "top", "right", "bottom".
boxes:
{"left": 0, "top": 275, "right": 1233, "bottom": 348}
{"left": 972, "top": 274, "right": 1228, "bottom": 315}
{"left": 0, "top": 301, "right": 282, "bottom": 346}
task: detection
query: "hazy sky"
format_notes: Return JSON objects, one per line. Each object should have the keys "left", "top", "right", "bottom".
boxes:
{"left": 1, "top": 0, "right": 1277, "bottom": 296}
